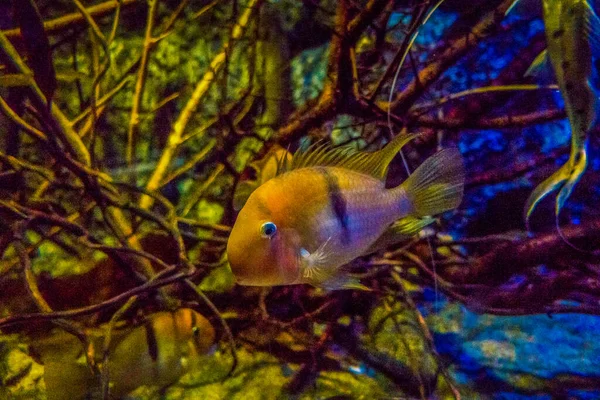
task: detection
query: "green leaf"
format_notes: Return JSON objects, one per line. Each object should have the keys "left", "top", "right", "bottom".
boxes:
{"left": 199, "top": 264, "right": 235, "bottom": 293}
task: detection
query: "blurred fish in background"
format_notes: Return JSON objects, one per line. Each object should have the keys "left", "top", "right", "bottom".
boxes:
{"left": 30, "top": 309, "right": 215, "bottom": 400}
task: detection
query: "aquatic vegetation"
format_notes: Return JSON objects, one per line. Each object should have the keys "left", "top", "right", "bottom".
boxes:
{"left": 0, "top": 0, "right": 599, "bottom": 399}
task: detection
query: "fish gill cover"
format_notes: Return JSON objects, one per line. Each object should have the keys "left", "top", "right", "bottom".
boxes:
{"left": 0, "top": 0, "right": 599, "bottom": 399}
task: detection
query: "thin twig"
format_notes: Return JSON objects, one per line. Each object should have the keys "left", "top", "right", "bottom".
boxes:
{"left": 140, "top": 0, "right": 263, "bottom": 209}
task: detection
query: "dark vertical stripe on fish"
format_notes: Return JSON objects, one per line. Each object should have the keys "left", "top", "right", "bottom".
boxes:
{"left": 144, "top": 321, "right": 159, "bottom": 362}
{"left": 316, "top": 168, "right": 351, "bottom": 244}
{"left": 191, "top": 311, "right": 202, "bottom": 350}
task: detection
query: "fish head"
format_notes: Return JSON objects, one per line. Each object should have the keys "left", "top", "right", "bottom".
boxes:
{"left": 141, "top": 309, "right": 215, "bottom": 364}
{"left": 171, "top": 308, "right": 216, "bottom": 358}
{"left": 227, "top": 180, "right": 302, "bottom": 286}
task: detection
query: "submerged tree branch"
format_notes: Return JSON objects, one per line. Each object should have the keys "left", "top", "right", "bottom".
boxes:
{"left": 387, "top": 0, "right": 516, "bottom": 115}
{"left": 2, "top": 0, "right": 140, "bottom": 40}
{"left": 415, "top": 108, "right": 566, "bottom": 129}
{"left": 140, "top": 0, "right": 263, "bottom": 209}
{"left": 126, "top": 0, "right": 158, "bottom": 168}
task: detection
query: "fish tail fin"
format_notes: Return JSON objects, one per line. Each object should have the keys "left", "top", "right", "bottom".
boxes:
{"left": 556, "top": 149, "right": 588, "bottom": 215}
{"left": 400, "top": 148, "right": 465, "bottom": 217}
{"left": 44, "top": 361, "right": 96, "bottom": 400}
{"left": 523, "top": 148, "right": 587, "bottom": 228}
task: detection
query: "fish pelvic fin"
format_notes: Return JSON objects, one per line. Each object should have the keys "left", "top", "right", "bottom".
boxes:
{"left": 319, "top": 275, "right": 372, "bottom": 291}
{"left": 287, "top": 132, "right": 419, "bottom": 181}
{"left": 400, "top": 148, "right": 465, "bottom": 218}
{"left": 524, "top": 50, "right": 556, "bottom": 84}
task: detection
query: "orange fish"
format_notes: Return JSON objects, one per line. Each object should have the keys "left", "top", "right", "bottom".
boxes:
{"left": 227, "top": 134, "right": 465, "bottom": 289}
{"left": 35, "top": 309, "right": 215, "bottom": 400}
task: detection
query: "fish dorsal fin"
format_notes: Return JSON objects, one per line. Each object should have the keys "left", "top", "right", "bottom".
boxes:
{"left": 583, "top": 1, "right": 600, "bottom": 56}
{"left": 285, "top": 132, "right": 419, "bottom": 180}
{"left": 274, "top": 145, "right": 292, "bottom": 177}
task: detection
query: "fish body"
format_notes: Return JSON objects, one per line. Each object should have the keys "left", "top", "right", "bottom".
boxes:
{"left": 523, "top": 0, "right": 600, "bottom": 222}
{"left": 36, "top": 309, "right": 215, "bottom": 400}
{"left": 227, "top": 134, "right": 465, "bottom": 289}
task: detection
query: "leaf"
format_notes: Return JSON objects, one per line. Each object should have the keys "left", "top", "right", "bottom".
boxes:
{"left": 164, "top": 348, "right": 288, "bottom": 399}
{"left": 199, "top": 264, "right": 236, "bottom": 293}
{"left": 11, "top": 0, "right": 57, "bottom": 106}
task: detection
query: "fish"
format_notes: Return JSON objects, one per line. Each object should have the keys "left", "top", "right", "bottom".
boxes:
{"left": 516, "top": 0, "right": 600, "bottom": 225}
{"left": 32, "top": 308, "right": 215, "bottom": 400}
{"left": 233, "top": 145, "right": 293, "bottom": 211}
{"left": 226, "top": 133, "right": 465, "bottom": 290}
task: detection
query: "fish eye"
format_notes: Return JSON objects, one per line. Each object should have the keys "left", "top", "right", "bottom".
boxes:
{"left": 260, "top": 221, "right": 277, "bottom": 238}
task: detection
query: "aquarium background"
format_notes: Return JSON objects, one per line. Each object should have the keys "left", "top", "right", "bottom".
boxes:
{"left": 0, "top": 0, "right": 599, "bottom": 399}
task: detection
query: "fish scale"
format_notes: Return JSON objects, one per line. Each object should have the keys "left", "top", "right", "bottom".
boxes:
{"left": 302, "top": 167, "right": 404, "bottom": 268}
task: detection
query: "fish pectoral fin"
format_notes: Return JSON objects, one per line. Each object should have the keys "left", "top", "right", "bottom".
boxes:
{"left": 524, "top": 50, "right": 555, "bottom": 83}
{"left": 300, "top": 261, "right": 341, "bottom": 289}
{"left": 299, "top": 239, "right": 335, "bottom": 283}
{"left": 363, "top": 216, "right": 436, "bottom": 255}
{"left": 300, "top": 261, "right": 330, "bottom": 282}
